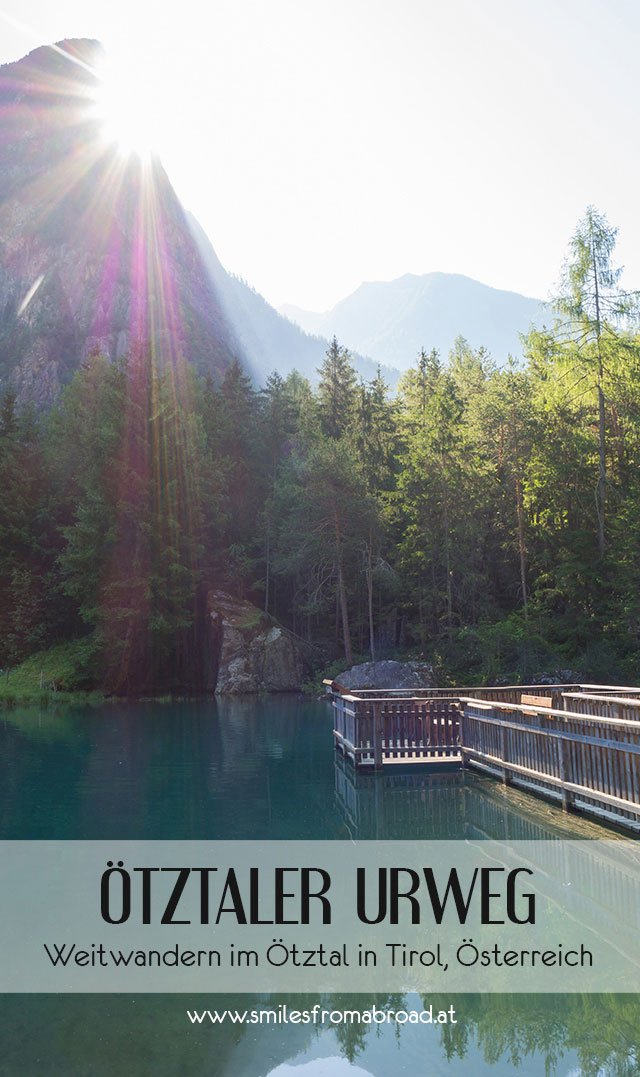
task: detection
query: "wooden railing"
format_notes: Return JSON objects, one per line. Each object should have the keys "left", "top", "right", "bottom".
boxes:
{"left": 562, "top": 691, "right": 640, "bottom": 717}
{"left": 331, "top": 691, "right": 460, "bottom": 767}
{"left": 328, "top": 681, "right": 588, "bottom": 769}
{"left": 328, "top": 679, "right": 640, "bottom": 830}
{"left": 330, "top": 682, "right": 640, "bottom": 813}
{"left": 330, "top": 682, "right": 582, "bottom": 707}
{"left": 459, "top": 696, "right": 640, "bottom": 829}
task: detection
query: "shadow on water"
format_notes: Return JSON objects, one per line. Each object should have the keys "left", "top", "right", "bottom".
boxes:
{"left": 1, "top": 695, "right": 639, "bottom": 1074}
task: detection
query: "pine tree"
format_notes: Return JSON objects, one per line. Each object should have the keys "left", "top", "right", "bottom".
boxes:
{"left": 353, "top": 368, "right": 397, "bottom": 659}
{"left": 317, "top": 337, "right": 357, "bottom": 440}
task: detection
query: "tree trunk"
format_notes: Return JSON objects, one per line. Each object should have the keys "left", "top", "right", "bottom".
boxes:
{"left": 597, "top": 381, "right": 606, "bottom": 555}
{"left": 511, "top": 411, "right": 528, "bottom": 622}
{"left": 442, "top": 476, "right": 454, "bottom": 664}
{"left": 264, "top": 524, "right": 270, "bottom": 615}
{"left": 367, "top": 528, "right": 376, "bottom": 663}
{"left": 593, "top": 240, "right": 606, "bottom": 555}
{"left": 515, "top": 472, "right": 528, "bottom": 622}
{"left": 333, "top": 502, "right": 353, "bottom": 666}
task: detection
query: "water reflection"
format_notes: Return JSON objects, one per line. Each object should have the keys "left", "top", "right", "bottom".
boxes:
{"left": 3, "top": 992, "right": 640, "bottom": 1075}
{"left": 1, "top": 697, "right": 639, "bottom": 1074}
{"left": 1, "top": 697, "right": 624, "bottom": 841}
{"left": 0, "top": 697, "right": 343, "bottom": 840}
{"left": 333, "top": 752, "right": 625, "bottom": 841}
{"left": 267, "top": 1062, "right": 372, "bottom": 1077}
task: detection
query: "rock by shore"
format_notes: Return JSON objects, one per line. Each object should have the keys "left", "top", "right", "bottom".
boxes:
{"left": 333, "top": 659, "right": 437, "bottom": 692}
{"left": 207, "top": 591, "right": 320, "bottom": 694}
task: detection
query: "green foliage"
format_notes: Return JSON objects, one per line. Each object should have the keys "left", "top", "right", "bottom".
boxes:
{"left": 317, "top": 336, "right": 357, "bottom": 439}
{"left": 555, "top": 206, "right": 636, "bottom": 328}
{"left": 4, "top": 209, "right": 640, "bottom": 692}
{"left": 449, "top": 614, "right": 565, "bottom": 685}
{"left": 301, "top": 654, "right": 369, "bottom": 696}
{"left": 548, "top": 206, "right": 640, "bottom": 555}
{"left": 0, "top": 637, "right": 100, "bottom": 703}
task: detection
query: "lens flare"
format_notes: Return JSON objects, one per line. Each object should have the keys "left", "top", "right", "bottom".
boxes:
{"left": 91, "top": 53, "right": 165, "bottom": 159}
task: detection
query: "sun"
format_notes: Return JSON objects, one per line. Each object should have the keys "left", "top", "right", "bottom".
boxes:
{"left": 90, "top": 53, "right": 165, "bottom": 160}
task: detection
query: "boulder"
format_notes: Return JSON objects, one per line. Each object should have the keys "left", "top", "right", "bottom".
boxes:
{"left": 529, "top": 669, "right": 584, "bottom": 686}
{"left": 335, "top": 659, "right": 437, "bottom": 692}
{"left": 207, "top": 590, "right": 319, "bottom": 694}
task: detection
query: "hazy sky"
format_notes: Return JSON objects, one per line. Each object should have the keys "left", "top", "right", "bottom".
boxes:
{"left": 1, "top": 0, "right": 639, "bottom": 311}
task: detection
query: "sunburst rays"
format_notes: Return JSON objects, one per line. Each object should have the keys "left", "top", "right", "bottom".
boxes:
{"left": 0, "top": 37, "right": 211, "bottom": 688}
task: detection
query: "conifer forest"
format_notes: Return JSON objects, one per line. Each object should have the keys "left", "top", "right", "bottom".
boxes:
{"left": 3, "top": 208, "right": 640, "bottom": 693}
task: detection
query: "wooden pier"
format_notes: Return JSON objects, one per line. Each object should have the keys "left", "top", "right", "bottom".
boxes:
{"left": 329, "top": 688, "right": 462, "bottom": 768}
{"left": 327, "top": 679, "right": 640, "bottom": 831}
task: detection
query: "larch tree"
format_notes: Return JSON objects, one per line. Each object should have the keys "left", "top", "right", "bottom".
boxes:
{"left": 552, "top": 206, "right": 639, "bottom": 554}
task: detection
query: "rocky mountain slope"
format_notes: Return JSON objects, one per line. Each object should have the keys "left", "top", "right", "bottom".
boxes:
{"left": 0, "top": 38, "right": 547, "bottom": 407}
{"left": 281, "top": 272, "right": 548, "bottom": 368}
{"left": 186, "top": 213, "right": 397, "bottom": 386}
{"left": 0, "top": 40, "right": 240, "bottom": 406}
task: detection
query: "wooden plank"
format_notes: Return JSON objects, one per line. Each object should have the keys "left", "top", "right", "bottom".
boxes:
{"left": 499, "top": 720, "right": 510, "bottom": 785}
{"left": 334, "top": 689, "right": 640, "bottom": 810}
{"left": 460, "top": 712, "right": 640, "bottom": 758}
{"left": 356, "top": 754, "right": 462, "bottom": 768}
{"left": 459, "top": 697, "right": 640, "bottom": 729}
{"left": 462, "top": 745, "right": 640, "bottom": 815}
{"left": 459, "top": 700, "right": 640, "bottom": 822}
{"left": 557, "top": 731, "right": 571, "bottom": 810}
{"left": 631, "top": 743, "right": 640, "bottom": 806}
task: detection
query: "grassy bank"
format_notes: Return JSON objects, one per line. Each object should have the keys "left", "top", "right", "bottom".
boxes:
{"left": 0, "top": 639, "right": 103, "bottom": 707}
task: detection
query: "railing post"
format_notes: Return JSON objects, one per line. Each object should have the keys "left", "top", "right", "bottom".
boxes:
{"left": 459, "top": 703, "right": 468, "bottom": 768}
{"left": 558, "top": 721, "right": 572, "bottom": 811}
{"left": 373, "top": 703, "right": 384, "bottom": 771}
{"left": 499, "top": 709, "right": 511, "bottom": 785}
{"left": 334, "top": 693, "right": 342, "bottom": 751}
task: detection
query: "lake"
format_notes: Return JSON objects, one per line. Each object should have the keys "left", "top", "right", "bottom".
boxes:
{"left": 1, "top": 695, "right": 637, "bottom": 1075}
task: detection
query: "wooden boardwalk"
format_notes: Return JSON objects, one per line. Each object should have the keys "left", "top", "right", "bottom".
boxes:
{"left": 327, "top": 679, "right": 640, "bottom": 831}
{"left": 330, "top": 689, "right": 461, "bottom": 767}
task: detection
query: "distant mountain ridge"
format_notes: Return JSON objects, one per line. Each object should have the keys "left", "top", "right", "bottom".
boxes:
{"left": 0, "top": 38, "right": 549, "bottom": 409}
{"left": 186, "top": 213, "right": 397, "bottom": 386}
{"left": 280, "top": 273, "right": 548, "bottom": 368}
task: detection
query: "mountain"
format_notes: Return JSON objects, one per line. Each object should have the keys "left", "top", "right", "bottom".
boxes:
{"left": 0, "top": 38, "right": 397, "bottom": 409}
{"left": 186, "top": 213, "right": 398, "bottom": 386}
{"left": 0, "top": 40, "right": 239, "bottom": 406}
{"left": 280, "top": 273, "right": 548, "bottom": 369}
{"left": 0, "top": 39, "right": 544, "bottom": 408}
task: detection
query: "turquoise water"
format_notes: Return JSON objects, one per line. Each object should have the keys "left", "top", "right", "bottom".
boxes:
{"left": 1, "top": 695, "right": 638, "bottom": 1075}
